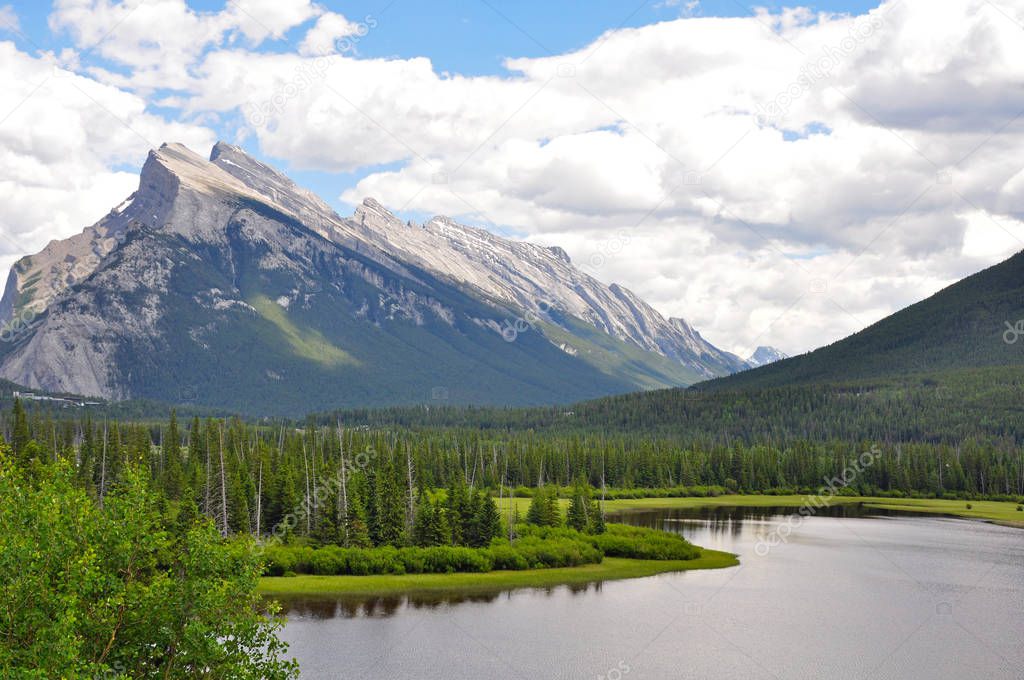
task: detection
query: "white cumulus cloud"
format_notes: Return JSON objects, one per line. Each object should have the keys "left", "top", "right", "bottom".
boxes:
{"left": 2, "top": 0, "right": 1023, "bottom": 356}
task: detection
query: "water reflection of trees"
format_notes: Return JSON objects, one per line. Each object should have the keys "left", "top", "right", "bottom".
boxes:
{"left": 271, "top": 503, "right": 907, "bottom": 620}
{"left": 610, "top": 506, "right": 826, "bottom": 539}
{"left": 609, "top": 503, "right": 877, "bottom": 540}
{"left": 273, "top": 580, "right": 607, "bottom": 619}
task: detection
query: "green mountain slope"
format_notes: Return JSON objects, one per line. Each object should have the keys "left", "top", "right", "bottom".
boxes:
{"left": 701, "top": 250, "right": 1024, "bottom": 391}
{"left": 91, "top": 210, "right": 642, "bottom": 415}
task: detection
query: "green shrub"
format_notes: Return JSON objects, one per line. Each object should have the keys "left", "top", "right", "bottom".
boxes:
{"left": 487, "top": 544, "right": 530, "bottom": 570}
{"left": 262, "top": 523, "right": 697, "bottom": 577}
{"left": 589, "top": 524, "right": 700, "bottom": 561}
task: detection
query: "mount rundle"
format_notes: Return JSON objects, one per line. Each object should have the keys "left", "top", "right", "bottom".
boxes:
{"left": 0, "top": 142, "right": 778, "bottom": 414}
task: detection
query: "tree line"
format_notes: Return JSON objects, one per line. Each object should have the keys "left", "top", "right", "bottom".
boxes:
{"left": 6, "top": 396, "right": 1022, "bottom": 556}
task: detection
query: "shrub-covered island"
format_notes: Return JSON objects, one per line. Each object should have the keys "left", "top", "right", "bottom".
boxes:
{"left": 262, "top": 524, "right": 703, "bottom": 577}
{"left": 258, "top": 479, "right": 736, "bottom": 594}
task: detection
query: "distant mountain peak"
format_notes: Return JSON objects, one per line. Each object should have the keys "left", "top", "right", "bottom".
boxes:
{"left": 746, "top": 346, "right": 788, "bottom": 367}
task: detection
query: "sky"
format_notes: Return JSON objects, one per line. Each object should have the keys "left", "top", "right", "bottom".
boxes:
{"left": 0, "top": 0, "right": 1022, "bottom": 358}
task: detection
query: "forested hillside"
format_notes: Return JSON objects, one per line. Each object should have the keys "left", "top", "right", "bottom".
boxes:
{"left": 316, "top": 367, "right": 1024, "bottom": 445}
{"left": 700, "top": 249, "right": 1024, "bottom": 390}
{"left": 6, "top": 397, "right": 1022, "bottom": 519}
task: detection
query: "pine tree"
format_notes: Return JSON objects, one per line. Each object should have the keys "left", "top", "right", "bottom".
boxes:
{"left": 374, "top": 460, "right": 405, "bottom": 547}
{"left": 345, "top": 487, "right": 372, "bottom": 548}
{"left": 566, "top": 480, "right": 589, "bottom": 532}
{"left": 549, "top": 487, "right": 563, "bottom": 526}
{"left": 412, "top": 493, "right": 436, "bottom": 547}
{"left": 526, "top": 486, "right": 561, "bottom": 527}
{"left": 445, "top": 473, "right": 469, "bottom": 545}
{"left": 163, "top": 410, "right": 185, "bottom": 500}
{"left": 365, "top": 466, "right": 380, "bottom": 544}
{"left": 589, "top": 499, "right": 606, "bottom": 534}
{"left": 78, "top": 418, "right": 97, "bottom": 493}
{"left": 11, "top": 398, "right": 30, "bottom": 464}
{"left": 430, "top": 498, "right": 451, "bottom": 546}
{"left": 464, "top": 491, "right": 483, "bottom": 547}
{"left": 475, "top": 491, "right": 501, "bottom": 545}
{"left": 175, "top": 485, "right": 201, "bottom": 536}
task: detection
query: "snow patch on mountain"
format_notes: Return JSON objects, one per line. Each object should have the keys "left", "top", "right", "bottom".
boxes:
{"left": 747, "top": 346, "right": 789, "bottom": 367}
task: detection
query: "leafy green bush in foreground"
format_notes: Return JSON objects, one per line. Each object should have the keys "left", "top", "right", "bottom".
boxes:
{"left": 0, "top": 452, "right": 298, "bottom": 679}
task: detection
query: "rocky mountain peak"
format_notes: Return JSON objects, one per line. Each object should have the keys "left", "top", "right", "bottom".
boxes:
{"left": 1, "top": 141, "right": 753, "bottom": 407}
{"left": 747, "top": 345, "right": 788, "bottom": 367}
{"left": 354, "top": 197, "right": 404, "bottom": 231}
{"left": 668, "top": 317, "right": 699, "bottom": 334}
{"left": 145, "top": 142, "right": 247, "bottom": 196}
{"left": 547, "top": 246, "right": 571, "bottom": 264}
{"left": 210, "top": 141, "right": 339, "bottom": 225}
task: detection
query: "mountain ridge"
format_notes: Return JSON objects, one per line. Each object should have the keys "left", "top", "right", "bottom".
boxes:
{"left": 0, "top": 141, "right": 754, "bottom": 414}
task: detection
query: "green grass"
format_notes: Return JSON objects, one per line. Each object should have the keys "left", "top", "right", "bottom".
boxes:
{"left": 501, "top": 494, "right": 1024, "bottom": 526}
{"left": 258, "top": 551, "right": 738, "bottom": 597}
{"left": 536, "top": 317, "right": 705, "bottom": 389}
{"left": 249, "top": 294, "right": 356, "bottom": 367}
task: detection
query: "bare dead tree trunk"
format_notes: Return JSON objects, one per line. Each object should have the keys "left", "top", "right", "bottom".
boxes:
{"left": 337, "top": 423, "right": 348, "bottom": 544}
{"left": 311, "top": 431, "right": 318, "bottom": 532}
{"left": 99, "top": 424, "right": 108, "bottom": 509}
{"left": 204, "top": 428, "right": 211, "bottom": 519}
{"left": 405, "top": 444, "right": 416, "bottom": 531}
{"left": 219, "top": 424, "right": 228, "bottom": 537}
{"left": 255, "top": 458, "right": 263, "bottom": 538}
{"left": 301, "top": 440, "right": 311, "bottom": 535}
{"left": 503, "top": 449, "right": 513, "bottom": 542}
{"left": 600, "top": 451, "right": 607, "bottom": 523}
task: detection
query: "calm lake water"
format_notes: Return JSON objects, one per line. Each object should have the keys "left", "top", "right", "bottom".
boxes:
{"left": 276, "top": 505, "right": 1024, "bottom": 679}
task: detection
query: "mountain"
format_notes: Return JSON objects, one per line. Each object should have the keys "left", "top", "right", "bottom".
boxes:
{"left": 207, "top": 142, "right": 747, "bottom": 379}
{"left": 746, "top": 346, "right": 788, "bottom": 367}
{"left": 0, "top": 142, "right": 747, "bottom": 415}
{"left": 700, "top": 250, "right": 1024, "bottom": 391}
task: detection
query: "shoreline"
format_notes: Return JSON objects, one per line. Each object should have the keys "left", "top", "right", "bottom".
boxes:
{"left": 258, "top": 551, "right": 738, "bottom": 598}
{"left": 259, "top": 494, "right": 1022, "bottom": 599}
{"left": 594, "top": 494, "right": 1024, "bottom": 527}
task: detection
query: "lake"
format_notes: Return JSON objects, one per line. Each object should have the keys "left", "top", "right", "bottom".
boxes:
{"left": 275, "top": 505, "right": 1024, "bottom": 679}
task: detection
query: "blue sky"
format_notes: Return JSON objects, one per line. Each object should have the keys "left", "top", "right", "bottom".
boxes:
{"left": 5, "top": 0, "right": 880, "bottom": 215}
{"left": 16, "top": 1, "right": 881, "bottom": 76}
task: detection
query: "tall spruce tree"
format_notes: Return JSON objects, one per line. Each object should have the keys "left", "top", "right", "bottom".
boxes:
{"left": 374, "top": 460, "right": 405, "bottom": 547}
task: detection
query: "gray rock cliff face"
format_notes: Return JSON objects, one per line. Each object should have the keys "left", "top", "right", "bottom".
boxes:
{"left": 0, "top": 142, "right": 752, "bottom": 408}
{"left": 208, "top": 144, "right": 748, "bottom": 377}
